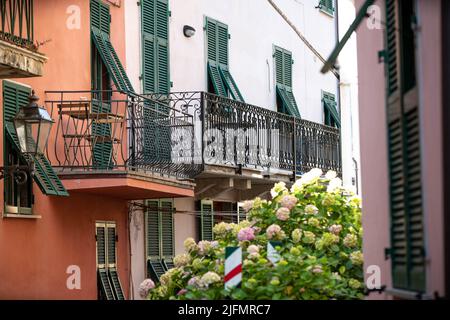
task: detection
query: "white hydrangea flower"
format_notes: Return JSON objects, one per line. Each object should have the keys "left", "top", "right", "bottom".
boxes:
{"left": 327, "top": 177, "right": 343, "bottom": 193}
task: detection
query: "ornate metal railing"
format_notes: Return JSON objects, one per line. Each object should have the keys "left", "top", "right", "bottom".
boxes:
{"left": 0, "top": 0, "right": 35, "bottom": 49}
{"left": 144, "top": 92, "right": 342, "bottom": 176}
{"left": 44, "top": 90, "right": 201, "bottom": 179}
{"left": 44, "top": 91, "right": 340, "bottom": 180}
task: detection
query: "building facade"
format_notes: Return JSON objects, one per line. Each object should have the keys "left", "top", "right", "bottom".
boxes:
{"left": 122, "top": 0, "right": 357, "bottom": 299}
{"left": 354, "top": 0, "right": 448, "bottom": 299}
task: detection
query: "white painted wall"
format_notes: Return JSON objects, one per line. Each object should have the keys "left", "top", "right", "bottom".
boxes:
{"left": 126, "top": 0, "right": 339, "bottom": 123}
{"left": 337, "top": 0, "right": 361, "bottom": 193}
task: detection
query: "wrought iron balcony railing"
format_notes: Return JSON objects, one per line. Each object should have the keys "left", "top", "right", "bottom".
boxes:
{"left": 0, "top": 0, "right": 35, "bottom": 49}
{"left": 44, "top": 91, "right": 341, "bottom": 180}
{"left": 144, "top": 92, "right": 341, "bottom": 177}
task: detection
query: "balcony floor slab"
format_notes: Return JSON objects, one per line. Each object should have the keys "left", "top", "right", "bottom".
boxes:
{"left": 57, "top": 170, "right": 194, "bottom": 200}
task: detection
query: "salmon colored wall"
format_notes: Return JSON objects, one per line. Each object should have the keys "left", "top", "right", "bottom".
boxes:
{"left": 0, "top": 192, "right": 130, "bottom": 299}
{"left": 0, "top": 0, "right": 131, "bottom": 299}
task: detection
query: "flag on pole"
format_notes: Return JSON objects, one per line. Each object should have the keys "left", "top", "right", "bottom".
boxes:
{"left": 267, "top": 241, "right": 282, "bottom": 264}
{"left": 225, "top": 247, "right": 242, "bottom": 289}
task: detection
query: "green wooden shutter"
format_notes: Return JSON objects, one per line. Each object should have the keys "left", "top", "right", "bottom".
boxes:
{"left": 386, "top": 0, "right": 398, "bottom": 96}
{"left": 105, "top": 223, "right": 125, "bottom": 300}
{"left": 219, "top": 67, "right": 244, "bottom": 102}
{"left": 2, "top": 81, "right": 68, "bottom": 197}
{"left": 320, "top": 0, "right": 335, "bottom": 15}
{"left": 322, "top": 91, "right": 340, "bottom": 128}
{"left": 385, "top": 0, "right": 425, "bottom": 292}
{"left": 205, "top": 17, "right": 244, "bottom": 102}
{"left": 98, "top": 269, "right": 115, "bottom": 300}
{"left": 96, "top": 222, "right": 115, "bottom": 300}
{"left": 160, "top": 199, "right": 174, "bottom": 260}
{"left": 237, "top": 202, "right": 246, "bottom": 224}
{"left": 200, "top": 200, "right": 214, "bottom": 241}
{"left": 146, "top": 200, "right": 161, "bottom": 259}
{"left": 90, "top": 0, "right": 133, "bottom": 93}
{"left": 96, "top": 223, "right": 107, "bottom": 268}
{"left": 141, "top": 0, "right": 169, "bottom": 94}
{"left": 274, "top": 46, "right": 300, "bottom": 118}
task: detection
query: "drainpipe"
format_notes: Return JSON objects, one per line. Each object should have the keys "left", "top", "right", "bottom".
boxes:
{"left": 335, "top": 0, "right": 343, "bottom": 177}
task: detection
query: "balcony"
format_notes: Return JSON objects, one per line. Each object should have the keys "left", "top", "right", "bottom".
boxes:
{"left": 44, "top": 90, "right": 196, "bottom": 199}
{"left": 0, "top": 0, "right": 47, "bottom": 78}
{"left": 45, "top": 90, "right": 340, "bottom": 200}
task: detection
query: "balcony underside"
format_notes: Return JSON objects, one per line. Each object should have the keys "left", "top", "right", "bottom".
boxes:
{"left": 0, "top": 40, "right": 47, "bottom": 78}
{"left": 194, "top": 164, "right": 293, "bottom": 201}
{"left": 58, "top": 170, "right": 194, "bottom": 200}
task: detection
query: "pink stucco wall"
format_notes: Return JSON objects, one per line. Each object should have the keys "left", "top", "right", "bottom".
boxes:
{"left": 356, "top": 0, "right": 391, "bottom": 299}
{"left": 356, "top": 0, "right": 445, "bottom": 298}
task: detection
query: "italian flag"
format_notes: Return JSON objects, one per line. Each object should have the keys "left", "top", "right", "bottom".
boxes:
{"left": 224, "top": 247, "right": 242, "bottom": 289}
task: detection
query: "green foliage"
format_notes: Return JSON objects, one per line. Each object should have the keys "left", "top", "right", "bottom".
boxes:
{"left": 145, "top": 169, "right": 364, "bottom": 300}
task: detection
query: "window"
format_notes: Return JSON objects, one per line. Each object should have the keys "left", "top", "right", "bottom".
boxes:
{"left": 197, "top": 200, "right": 246, "bottom": 241}
{"left": 205, "top": 16, "right": 244, "bottom": 102}
{"left": 2, "top": 80, "right": 68, "bottom": 199}
{"left": 322, "top": 91, "right": 340, "bottom": 128}
{"left": 274, "top": 46, "right": 301, "bottom": 118}
{"left": 145, "top": 199, "right": 175, "bottom": 282}
{"left": 90, "top": 0, "right": 133, "bottom": 93}
{"left": 385, "top": 0, "right": 425, "bottom": 293}
{"left": 96, "top": 221, "right": 125, "bottom": 300}
{"left": 320, "top": 0, "right": 335, "bottom": 16}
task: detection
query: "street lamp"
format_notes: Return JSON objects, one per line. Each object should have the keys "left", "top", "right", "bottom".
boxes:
{"left": 14, "top": 91, "right": 53, "bottom": 157}
{"left": 0, "top": 91, "right": 53, "bottom": 184}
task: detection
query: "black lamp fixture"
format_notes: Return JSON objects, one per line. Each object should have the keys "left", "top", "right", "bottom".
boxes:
{"left": 0, "top": 91, "right": 54, "bottom": 184}
{"left": 183, "top": 25, "right": 196, "bottom": 38}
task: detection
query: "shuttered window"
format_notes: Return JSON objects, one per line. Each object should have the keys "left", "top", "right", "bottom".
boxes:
{"left": 205, "top": 17, "right": 244, "bottom": 102}
{"left": 145, "top": 199, "right": 175, "bottom": 282}
{"left": 140, "top": 0, "right": 171, "bottom": 166}
{"left": 385, "top": 0, "right": 425, "bottom": 293}
{"left": 199, "top": 200, "right": 214, "bottom": 241}
{"left": 96, "top": 221, "right": 125, "bottom": 300}
{"left": 320, "top": 0, "right": 335, "bottom": 16}
{"left": 90, "top": 0, "right": 134, "bottom": 93}
{"left": 2, "top": 81, "right": 68, "bottom": 198}
{"left": 141, "top": 0, "right": 169, "bottom": 94}
{"left": 322, "top": 91, "right": 340, "bottom": 128}
{"left": 274, "top": 46, "right": 301, "bottom": 118}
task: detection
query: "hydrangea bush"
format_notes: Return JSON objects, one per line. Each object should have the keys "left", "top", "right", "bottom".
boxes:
{"left": 142, "top": 169, "right": 364, "bottom": 300}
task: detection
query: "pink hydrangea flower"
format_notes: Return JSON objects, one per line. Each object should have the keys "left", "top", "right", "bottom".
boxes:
{"left": 237, "top": 227, "right": 255, "bottom": 241}
{"left": 139, "top": 279, "right": 155, "bottom": 298}
{"left": 266, "top": 224, "right": 282, "bottom": 239}
{"left": 177, "top": 289, "right": 188, "bottom": 295}
{"left": 276, "top": 207, "right": 290, "bottom": 221}
{"left": 279, "top": 195, "right": 298, "bottom": 210}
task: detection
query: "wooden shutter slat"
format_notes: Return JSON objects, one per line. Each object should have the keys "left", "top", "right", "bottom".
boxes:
{"left": 160, "top": 199, "right": 174, "bottom": 258}
{"left": 219, "top": 67, "right": 244, "bottom": 102}
{"left": 208, "top": 62, "right": 227, "bottom": 97}
{"left": 98, "top": 268, "right": 115, "bottom": 300}
{"left": 200, "top": 200, "right": 214, "bottom": 241}
{"left": 108, "top": 268, "right": 125, "bottom": 300}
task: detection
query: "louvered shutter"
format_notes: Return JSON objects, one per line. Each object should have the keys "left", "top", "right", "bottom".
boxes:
{"left": 385, "top": 0, "right": 425, "bottom": 292}
{"left": 105, "top": 223, "right": 125, "bottom": 300}
{"left": 2, "top": 81, "right": 68, "bottom": 196}
{"left": 90, "top": 0, "right": 133, "bottom": 93}
{"left": 206, "top": 17, "right": 244, "bottom": 101}
{"left": 320, "top": 0, "right": 334, "bottom": 15}
{"left": 98, "top": 269, "right": 115, "bottom": 300}
{"left": 146, "top": 200, "right": 161, "bottom": 259}
{"left": 386, "top": 0, "right": 398, "bottom": 96}
{"left": 160, "top": 199, "right": 174, "bottom": 260}
{"left": 322, "top": 91, "right": 340, "bottom": 128}
{"left": 274, "top": 47, "right": 300, "bottom": 118}
{"left": 200, "top": 200, "right": 214, "bottom": 241}
{"left": 91, "top": 101, "right": 113, "bottom": 169}
{"left": 96, "top": 223, "right": 107, "bottom": 269}
{"left": 237, "top": 202, "right": 246, "bottom": 224}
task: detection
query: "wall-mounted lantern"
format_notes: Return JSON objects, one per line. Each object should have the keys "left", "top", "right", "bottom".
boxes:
{"left": 183, "top": 25, "right": 196, "bottom": 38}
{"left": 0, "top": 91, "right": 53, "bottom": 184}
